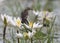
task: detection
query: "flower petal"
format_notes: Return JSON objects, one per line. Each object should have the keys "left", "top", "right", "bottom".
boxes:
{"left": 14, "top": 17, "right": 21, "bottom": 27}
{"left": 1, "top": 14, "right": 4, "bottom": 21}
{"left": 23, "top": 24, "right": 31, "bottom": 29}
{"left": 28, "top": 32, "right": 33, "bottom": 38}
{"left": 16, "top": 33, "right": 23, "bottom": 38}
{"left": 33, "top": 10, "right": 39, "bottom": 15}
{"left": 33, "top": 23, "right": 43, "bottom": 29}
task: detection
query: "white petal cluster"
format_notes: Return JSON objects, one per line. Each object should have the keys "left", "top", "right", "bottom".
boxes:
{"left": 15, "top": 30, "right": 36, "bottom": 39}
{"left": 13, "top": 17, "right": 22, "bottom": 27}
{"left": 1, "top": 14, "right": 22, "bottom": 28}
{"left": 16, "top": 33, "right": 23, "bottom": 38}
{"left": 33, "top": 10, "right": 55, "bottom": 23}
{"left": 28, "top": 30, "right": 36, "bottom": 38}
{"left": 24, "top": 22, "right": 43, "bottom": 30}
{"left": 1, "top": 14, "right": 12, "bottom": 24}
{"left": 33, "top": 23, "right": 43, "bottom": 29}
{"left": 33, "top": 10, "right": 39, "bottom": 16}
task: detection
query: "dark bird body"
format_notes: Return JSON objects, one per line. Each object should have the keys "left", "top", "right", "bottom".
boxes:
{"left": 21, "top": 7, "right": 32, "bottom": 25}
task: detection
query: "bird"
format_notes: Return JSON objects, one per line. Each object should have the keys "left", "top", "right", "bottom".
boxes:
{"left": 21, "top": 7, "right": 32, "bottom": 25}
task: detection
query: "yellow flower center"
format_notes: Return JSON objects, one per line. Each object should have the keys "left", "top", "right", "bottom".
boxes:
{"left": 46, "top": 17, "right": 51, "bottom": 21}
{"left": 43, "top": 11, "right": 46, "bottom": 15}
{"left": 29, "top": 22, "right": 33, "bottom": 28}
{"left": 43, "top": 11, "right": 47, "bottom": 18}
{"left": 23, "top": 32, "right": 28, "bottom": 37}
{"left": 16, "top": 19, "right": 21, "bottom": 27}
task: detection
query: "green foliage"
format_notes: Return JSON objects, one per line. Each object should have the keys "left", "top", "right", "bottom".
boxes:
{"left": 47, "top": 37, "right": 51, "bottom": 43}
{"left": 47, "top": 16, "right": 56, "bottom": 43}
{"left": 35, "top": 31, "right": 46, "bottom": 40}
{"left": 43, "top": 18, "right": 50, "bottom": 27}
{"left": 32, "top": 0, "right": 41, "bottom": 11}
{"left": 33, "top": 3, "right": 41, "bottom": 11}
{"left": 5, "top": 39, "right": 11, "bottom": 43}
{"left": 4, "top": 17, "right": 7, "bottom": 26}
{"left": 43, "top": 0, "right": 54, "bottom": 12}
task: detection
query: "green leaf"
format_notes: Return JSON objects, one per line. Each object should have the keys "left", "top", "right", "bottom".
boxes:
{"left": 35, "top": 31, "right": 46, "bottom": 40}
{"left": 5, "top": 39, "right": 11, "bottom": 43}
{"left": 4, "top": 17, "right": 7, "bottom": 26}
{"left": 43, "top": 18, "right": 50, "bottom": 27}
{"left": 47, "top": 38, "right": 51, "bottom": 43}
{"left": 48, "top": 16, "right": 56, "bottom": 34}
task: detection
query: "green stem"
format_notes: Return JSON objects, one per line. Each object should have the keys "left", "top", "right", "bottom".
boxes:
{"left": 3, "top": 25, "right": 7, "bottom": 43}
{"left": 31, "top": 38, "right": 33, "bottom": 43}
{"left": 25, "top": 40, "right": 27, "bottom": 43}
{"left": 17, "top": 30, "right": 20, "bottom": 43}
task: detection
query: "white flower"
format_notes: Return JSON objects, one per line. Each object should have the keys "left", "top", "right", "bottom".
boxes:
{"left": 1, "top": 14, "right": 18, "bottom": 26}
{"left": 1, "top": 14, "right": 22, "bottom": 27}
{"left": 33, "top": 23, "right": 43, "bottom": 29}
{"left": 1, "top": 14, "right": 13, "bottom": 24}
{"left": 28, "top": 30, "right": 36, "bottom": 38}
{"left": 38, "top": 11, "right": 49, "bottom": 19}
{"left": 32, "top": 10, "right": 49, "bottom": 21}
{"left": 16, "top": 33, "right": 23, "bottom": 38}
{"left": 9, "top": 18, "right": 16, "bottom": 26}
{"left": 34, "top": 11, "right": 54, "bottom": 22}
{"left": 1, "top": 14, "right": 7, "bottom": 21}
{"left": 28, "top": 32, "right": 33, "bottom": 38}
{"left": 13, "top": 17, "right": 22, "bottom": 28}
{"left": 23, "top": 30, "right": 36, "bottom": 38}
{"left": 46, "top": 12, "right": 55, "bottom": 21}
{"left": 24, "top": 21, "right": 43, "bottom": 29}
{"left": 32, "top": 29, "right": 36, "bottom": 34}
{"left": 33, "top": 10, "right": 39, "bottom": 15}
{"left": 33, "top": 10, "right": 54, "bottom": 20}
